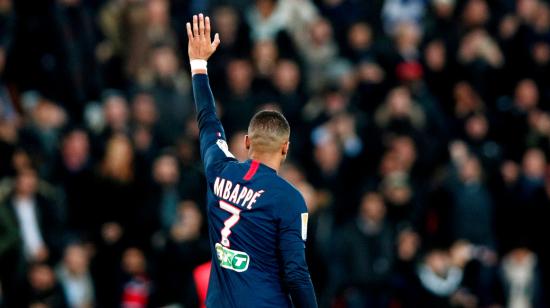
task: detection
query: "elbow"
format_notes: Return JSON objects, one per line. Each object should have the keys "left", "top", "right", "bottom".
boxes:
{"left": 285, "top": 269, "right": 313, "bottom": 290}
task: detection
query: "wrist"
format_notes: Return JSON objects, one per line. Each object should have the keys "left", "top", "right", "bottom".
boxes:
{"left": 190, "top": 59, "right": 207, "bottom": 75}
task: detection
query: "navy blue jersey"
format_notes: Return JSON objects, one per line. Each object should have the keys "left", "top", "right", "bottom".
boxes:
{"left": 192, "top": 74, "right": 317, "bottom": 308}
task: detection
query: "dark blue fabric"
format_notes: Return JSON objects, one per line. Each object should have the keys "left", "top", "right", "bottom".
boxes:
{"left": 192, "top": 74, "right": 317, "bottom": 308}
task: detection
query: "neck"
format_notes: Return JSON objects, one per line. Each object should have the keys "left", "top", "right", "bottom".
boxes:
{"left": 249, "top": 152, "right": 282, "bottom": 172}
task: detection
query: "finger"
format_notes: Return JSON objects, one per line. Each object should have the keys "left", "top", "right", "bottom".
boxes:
{"left": 192, "top": 15, "right": 199, "bottom": 37}
{"left": 212, "top": 33, "right": 221, "bottom": 51}
{"left": 186, "top": 22, "right": 193, "bottom": 40}
{"left": 199, "top": 13, "right": 205, "bottom": 37}
{"left": 205, "top": 16, "right": 211, "bottom": 38}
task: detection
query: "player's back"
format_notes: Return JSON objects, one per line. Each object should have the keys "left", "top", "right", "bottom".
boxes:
{"left": 205, "top": 159, "right": 306, "bottom": 308}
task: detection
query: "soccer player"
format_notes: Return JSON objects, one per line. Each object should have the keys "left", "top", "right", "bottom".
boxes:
{"left": 186, "top": 14, "right": 318, "bottom": 308}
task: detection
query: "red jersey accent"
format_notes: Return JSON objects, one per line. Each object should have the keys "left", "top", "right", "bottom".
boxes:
{"left": 243, "top": 160, "right": 260, "bottom": 181}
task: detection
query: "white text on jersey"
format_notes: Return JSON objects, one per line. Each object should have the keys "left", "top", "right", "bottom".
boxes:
{"left": 213, "top": 177, "right": 264, "bottom": 210}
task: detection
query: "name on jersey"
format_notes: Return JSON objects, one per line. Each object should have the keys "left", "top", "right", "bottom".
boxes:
{"left": 213, "top": 177, "right": 264, "bottom": 210}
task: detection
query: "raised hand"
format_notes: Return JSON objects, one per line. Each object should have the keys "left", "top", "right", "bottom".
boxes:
{"left": 187, "top": 13, "right": 220, "bottom": 61}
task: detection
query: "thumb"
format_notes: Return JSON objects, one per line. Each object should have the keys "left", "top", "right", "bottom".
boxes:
{"left": 212, "top": 33, "right": 220, "bottom": 51}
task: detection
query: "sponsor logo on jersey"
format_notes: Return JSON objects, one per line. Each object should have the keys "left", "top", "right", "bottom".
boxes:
{"left": 215, "top": 243, "right": 250, "bottom": 272}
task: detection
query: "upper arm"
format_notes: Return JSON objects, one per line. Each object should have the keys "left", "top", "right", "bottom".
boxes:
{"left": 192, "top": 74, "right": 238, "bottom": 177}
{"left": 277, "top": 190, "right": 314, "bottom": 291}
{"left": 278, "top": 191, "right": 308, "bottom": 251}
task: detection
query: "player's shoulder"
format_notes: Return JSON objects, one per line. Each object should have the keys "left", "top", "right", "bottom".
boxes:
{"left": 216, "top": 159, "right": 244, "bottom": 176}
{"left": 262, "top": 171, "right": 299, "bottom": 194}
{"left": 272, "top": 174, "right": 307, "bottom": 211}
{"left": 279, "top": 176, "right": 303, "bottom": 200}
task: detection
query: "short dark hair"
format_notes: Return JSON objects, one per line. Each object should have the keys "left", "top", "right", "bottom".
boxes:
{"left": 248, "top": 110, "right": 290, "bottom": 152}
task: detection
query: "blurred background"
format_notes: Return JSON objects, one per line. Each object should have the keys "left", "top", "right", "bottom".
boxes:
{"left": 0, "top": 0, "right": 550, "bottom": 307}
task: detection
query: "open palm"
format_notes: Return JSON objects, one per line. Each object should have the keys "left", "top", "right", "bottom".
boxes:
{"left": 187, "top": 14, "right": 220, "bottom": 61}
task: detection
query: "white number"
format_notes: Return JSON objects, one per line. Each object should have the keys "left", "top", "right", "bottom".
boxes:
{"left": 219, "top": 200, "right": 241, "bottom": 247}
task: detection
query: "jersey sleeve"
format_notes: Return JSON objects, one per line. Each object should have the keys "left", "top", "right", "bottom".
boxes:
{"left": 192, "top": 74, "right": 237, "bottom": 180}
{"left": 278, "top": 192, "right": 308, "bottom": 251}
{"left": 277, "top": 191, "right": 318, "bottom": 308}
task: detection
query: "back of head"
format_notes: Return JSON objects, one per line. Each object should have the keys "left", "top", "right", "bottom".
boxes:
{"left": 247, "top": 110, "right": 290, "bottom": 154}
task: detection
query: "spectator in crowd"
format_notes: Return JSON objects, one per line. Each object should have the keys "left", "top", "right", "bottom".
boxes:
{"left": 497, "top": 148, "right": 550, "bottom": 263}
{"left": 220, "top": 58, "right": 257, "bottom": 132}
{"left": 453, "top": 81, "right": 485, "bottom": 124}
{"left": 422, "top": 39, "right": 454, "bottom": 114}
{"left": 137, "top": 150, "right": 181, "bottom": 248}
{"left": 152, "top": 152, "right": 180, "bottom": 232}
{"left": 391, "top": 21, "right": 423, "bottom": 67}
{"left": 27, "top": 262, "right": 68, "bottom": 308}
{"left": 382, "top": 0, "right": 427, "bottom": 35}
{"left": 344, "top": 22, "right": 375, "bottom": 64}
{"left": 460, "top": 113, "right": 502, "bottom": 170}
{"left": 296, "top": 18, "right": 341, "bottom": 92}
{"left": 211, "top": 5, "right": 251, "bottom": 60}
{"left": 252, "top": 40, "right": 279, "bottom": 85}
{"left": 457, "top": 28, "right": 504, "bottom": 100}
{"left": 380, "top": 171, "right": 421, "bottom": 230}
{"left": 56, "top": 242, "right": 95, "bottom": 308}
{"left": 375, "top": 86, "right": 426, "bottom": 135}
{"left": 245, "top": 0, "right": 318, "bottom": 44}
{"left": 53, "top": 128, "right": 95, "bottom": 238}
{"left": 174, "top": 137, "right": 206, "bottom": 203}
{"left": 501, "top": 247, "right": 545, "bottom": 308}
{"left": 99, "top": 0, "right": 178, "bottom": 84}
{"left": 119, "top": 247, "right": 154, "bottom": 308}
{"left": 55, "top": 0, "right": 103, "bottom": 113}
{"left": 499, "top": 79, "right": 543, "bottom": 158}
{"left": 415, "top": 246, "right": 467, "bottom": 307}
{"left": 92, "top": 134, "right": 138, "bottom": 243}
{"left": 328, "top": 192, "right": 394, "bottom": 307}
{"left": 246, "top": 0, "right": 287, "bottom": 42}
{"left": 425, "top": 0, "right": 457, "bottom": 39}
{"left": 155, "top": 200, "right": 210, "bottom": 307}
{"left": 130, "top": 91, "right": 160, "bottom": 161}
{"left": 446, "top": 146, "right": 495, "bottom": 247}
{"left": 18, "top": 96, "right": 68, "bottom": 177}
{"left": 461, "top": 0, "right": 490, "bottom": 31}
{"left": 391, "top": 229, "right": 421, "bottom": 307}
{"left": 91, "top": 134, "right": 140, "bottom": 307}
{"left": 6, "top": 168, "right": 64, "bottom": 264}
{"left": 139, "top": 43, "right": 192, "bottom": 145}
{"left": 98, "top": 91, "right": 130, "bottom": 141}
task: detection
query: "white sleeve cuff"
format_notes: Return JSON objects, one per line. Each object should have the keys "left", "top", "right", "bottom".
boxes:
{"left": 190, "top": 59, "right": 208, "bottom": 71}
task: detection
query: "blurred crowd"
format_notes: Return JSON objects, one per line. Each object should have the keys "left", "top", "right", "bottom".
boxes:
{"left": 1, "top": 0, "right": 550, "bottom": 307}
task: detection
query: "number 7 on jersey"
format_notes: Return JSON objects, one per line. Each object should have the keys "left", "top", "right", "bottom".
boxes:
{"left": 219, "top": 200, "right": 241, "bottom": 247}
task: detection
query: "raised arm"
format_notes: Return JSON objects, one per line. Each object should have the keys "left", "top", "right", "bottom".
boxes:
{"left": 187, "top": 14, "right": 236, "bottom": 179}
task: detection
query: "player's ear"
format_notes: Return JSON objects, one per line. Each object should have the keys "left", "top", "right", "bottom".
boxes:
{"left": 245, "top": 135, "right": 251, "bottom": 150}
{"left": 282, "top": 141, "right": 289, "bottom": 156}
